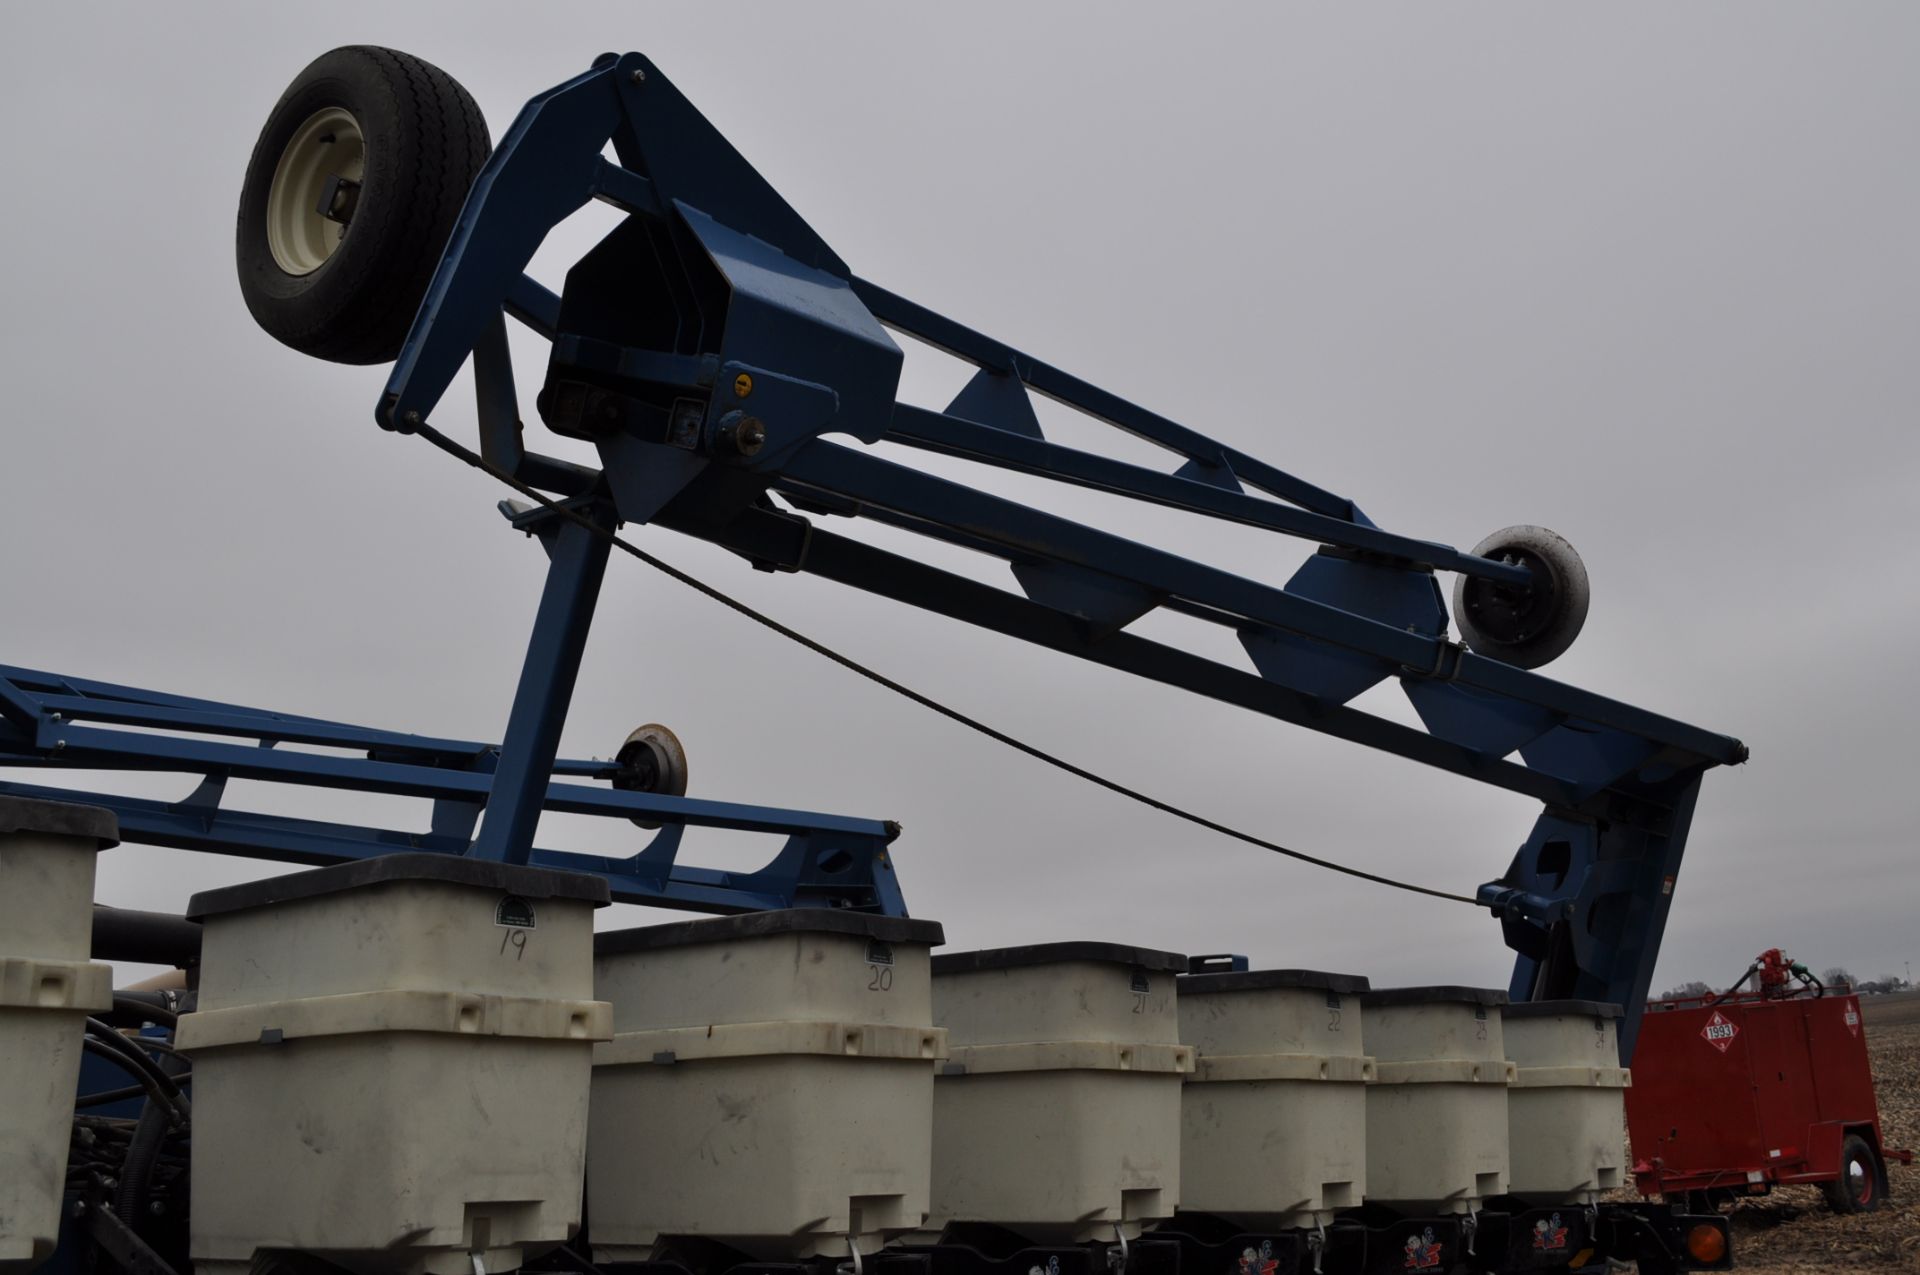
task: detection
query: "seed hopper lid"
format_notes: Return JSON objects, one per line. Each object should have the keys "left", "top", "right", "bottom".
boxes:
{"left": 1181, "top": 968, "right": 1371, "bottom": 996}
{"left": 0, "top": 794, "right": 119, "bottom": 848}
{"left": 1360, "top": 984, "right": 1510, "bottom": 1009}
{"left": 596, "top": 907, "right": 944, "bottom": 954}
{"left": 187, "top": 851, "right": 612, "bottom": 919}
{"left": 933, "top": 941, "right": 1188, "bottom": 976}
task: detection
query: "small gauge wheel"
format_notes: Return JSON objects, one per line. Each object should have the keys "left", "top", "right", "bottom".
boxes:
{"left": 1452, "top": 525, "right": 1591, "bottom": 669}
{"left": 613, "top": 723, "right": 689, "bottom": 829}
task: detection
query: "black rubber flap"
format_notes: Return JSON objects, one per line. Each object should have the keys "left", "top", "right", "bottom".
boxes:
{"left": 0, "top": 795, "right": 119, "bottom": 848}
{"left": 596, "top": 908, "right": 944, "bottom": 955}
{"left": 1181, "top": 968, "right": 1371, "bottom": 996}
{"left": 1361, "top": 985, "right": 1510, "bottom": 1009}
{"left": 188, "top": 852, "right": 611, "bottom": 920}
{"left": 933, "top": 941, "right": 1188, "bottom": 976}
{"left": 1504, "top": 998, "right": 1623, "bottom": 1021}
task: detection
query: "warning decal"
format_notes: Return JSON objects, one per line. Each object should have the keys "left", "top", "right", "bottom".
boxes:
{"left": 1702, "top": 1010, "right": 1740, "bottom": 1053}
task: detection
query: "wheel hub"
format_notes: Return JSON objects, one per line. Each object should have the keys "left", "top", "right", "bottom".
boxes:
{"left": 265, "top": 107, "right": 366, "bottom": 275}
{"left": 1459, "top": 547, "right": 1558, "bottom": 645}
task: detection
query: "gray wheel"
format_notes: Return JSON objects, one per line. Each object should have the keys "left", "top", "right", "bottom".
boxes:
{"left": 613, "top": 723, "right": 689, "bottom": 829}
{"left": 1452, "top": 525, "right": 1590, "bottom": 669}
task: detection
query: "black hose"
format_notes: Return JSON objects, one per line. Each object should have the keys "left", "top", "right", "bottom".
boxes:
{"left": 75, "top": 1079, "right": 190, "bottom": 1110}
{"left": 80, "top": 1038, "right": 185, "bottom": 1125}
{"left": 111, "top": 991, "right": 179, "bottom": 1026}
{"left": 1705, "top": 965, "right": 1757, "bottom": 1011}
{"left": 114, "top": 1047, "right": 189, "bottom": 1223}
{"left": 81, "top": 1021, "right": 188, "bottom": 1123}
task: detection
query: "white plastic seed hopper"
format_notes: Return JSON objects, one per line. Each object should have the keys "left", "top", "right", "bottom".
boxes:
{"left": 928, "top": 943, "right": 1194, "bottom": 1244}
{"left": 1177, "top": 967, "right": 1375, "bottom": 1231}
{"left": 178, "top": 854, "right": 612, "bottom": 1275}
{"left": 0, "top": 797, "right": 116, "bottom": 1272}
{"left": 589, "top": 910, "right": 947, "bottom": 1262}
{"left": 1360, "top": 987, "right": 1514, "bottom": 1215}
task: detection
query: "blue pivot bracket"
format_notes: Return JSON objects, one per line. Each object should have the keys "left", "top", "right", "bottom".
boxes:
{"left": 0, "top": 661, "right": 907, "bottom": 916}
{"left": 365, "top": 51, "right": 1743, "bottom": 1052}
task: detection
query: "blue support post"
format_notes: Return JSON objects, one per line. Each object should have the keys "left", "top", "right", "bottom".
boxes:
{"left": 469, "top": 509, "right": 613, "bottom": 863}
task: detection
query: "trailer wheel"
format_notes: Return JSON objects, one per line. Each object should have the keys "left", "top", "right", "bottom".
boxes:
{"left": 1452, "top": 525, "right": 1590, "bottom": 669}
{"left": 236, "top": 46, "right": 490, "bottom": 364}
{"left": 1824, "top": 1134, "right": 1886, "bottom": 1213}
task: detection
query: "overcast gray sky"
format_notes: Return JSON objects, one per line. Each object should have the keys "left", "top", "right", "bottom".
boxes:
{"left": 3, "top": 4, "right": 1915, "bottom": 992}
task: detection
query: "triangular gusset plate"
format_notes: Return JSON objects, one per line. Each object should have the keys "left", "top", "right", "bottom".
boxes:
{"left": 946, "top": 366, "right": 1044, "bottom": 439}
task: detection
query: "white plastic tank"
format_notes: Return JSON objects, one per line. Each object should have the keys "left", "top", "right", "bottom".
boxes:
{"left": 0, "top": 797, "right": 116, "bottom": 1273}
{"left": 1360, "top": 987, "right": 1514, "bottom": 1215}
{"left": 588, "top": 910, "right": 948, "bottom": 1262}
{"left": 1177, "top": 967, "right": 1375, "bottom": 1231}
{"left": 177, "top": 854, "right": 613, "bottom": 1275}
{"left": 1503, "top": 1000, "right": 1630, "bottom": 1205}
{"left": 928, "top": 942, "right": 1194, "bottom": 1243}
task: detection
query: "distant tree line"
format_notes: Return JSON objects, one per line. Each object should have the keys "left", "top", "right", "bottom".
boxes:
{"left": 1851, "top": 974, "right": 1912, "bottom": 995}
{"left": 1657, "top": 970, "right": 1911, "bottom": 999}
{"left": 1818, "top": 967, "right": 1915, "bottom": 994}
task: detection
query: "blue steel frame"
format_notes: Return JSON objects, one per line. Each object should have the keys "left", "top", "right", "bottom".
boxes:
{"left": 6, "top": 53, "right": 1746, "bottom": 1055}
{"left": 373, "top": 52, "right": 1745, "bottom": 1055}
{"left": 0, "top": 664, "right": 906, "bottom": 915}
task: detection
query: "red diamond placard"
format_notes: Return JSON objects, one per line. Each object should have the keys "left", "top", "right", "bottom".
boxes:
{"left": 1702, "top": 1010, "right": 1739, "bottom": 1053}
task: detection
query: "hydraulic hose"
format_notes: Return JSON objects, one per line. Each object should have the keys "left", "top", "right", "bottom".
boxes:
{"left": 1704, "top": 965, "right": 1757, "bottom": 1011}
{"left": 81, "top": 1020, "right": 189, "bottom": 1124}
{"left": 110, "top": 991, "right": 179, "bottom": 1027}
{"left": 114, "top": 1047, "right": 190, "bottom": 1223}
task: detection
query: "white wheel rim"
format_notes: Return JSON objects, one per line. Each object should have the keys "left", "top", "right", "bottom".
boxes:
{"left": 265, "top": 107, "right": 366, "bottom": 275}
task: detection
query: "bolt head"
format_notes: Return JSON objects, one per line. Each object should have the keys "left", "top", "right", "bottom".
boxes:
{"left": 717, "top": 411, "right": 767, "bottom": 458}
{"left": 630, "top": 68, "right": 647, "bottom": 85}
{"left": 733, "top": 372, "right": 754, "bottom": 399}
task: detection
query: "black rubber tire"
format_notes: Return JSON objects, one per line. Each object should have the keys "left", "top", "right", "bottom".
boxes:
{"left": 1452, "top": 524, "right": 1591, "bottom": 669}
{"left": 236, "top": 45, "right": 489, "bottom": 364}
{"left": 1823, "top": 1133, "right": 1886, "bottom": 1214}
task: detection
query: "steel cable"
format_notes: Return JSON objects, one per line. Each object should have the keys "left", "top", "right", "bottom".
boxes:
{"left": 412, "top": 422, "right": 1478, "bottom": 906}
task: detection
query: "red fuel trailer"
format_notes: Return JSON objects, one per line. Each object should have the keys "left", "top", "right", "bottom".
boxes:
{"left": 1627, "top": 950, "right": 1912, "bottom": 1214}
